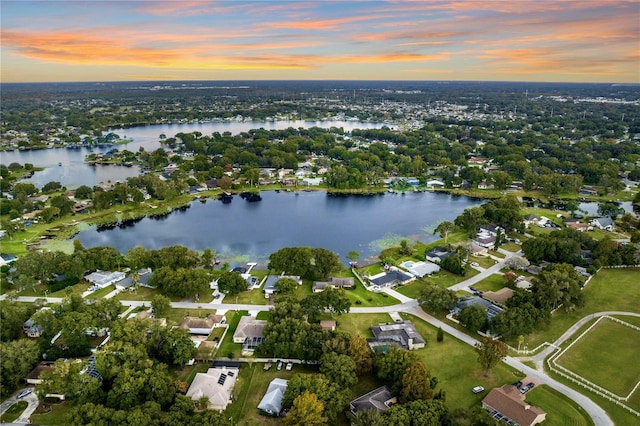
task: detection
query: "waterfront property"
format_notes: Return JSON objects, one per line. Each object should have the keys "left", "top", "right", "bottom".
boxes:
{"left": 312, "top": 276, "right": 355, "bottom": 292}
{"left": 368, "top": 268, "right": 414, "bottom": 289}
{"left": 401, "top": 260, "right": 440, "bottom": 277}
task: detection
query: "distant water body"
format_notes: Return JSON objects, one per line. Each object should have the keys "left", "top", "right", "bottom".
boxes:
{"left": 1, "top": 120, "right": 391, "bottom": 188}
{"left": 75, "top": 190, "right": 482, "bottom": 264}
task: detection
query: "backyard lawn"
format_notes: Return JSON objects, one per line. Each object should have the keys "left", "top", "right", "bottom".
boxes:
{"left": 525, "top": 385, "right": 593, "bottom": 426}
{"left": 332, "top": 312, "right": 395, "bottom": 336}
{"left": 85, "top": 284, "right": 115, "bottom": 299}
{"left": 473, "top": 274, "right": 507, "bottom": 292}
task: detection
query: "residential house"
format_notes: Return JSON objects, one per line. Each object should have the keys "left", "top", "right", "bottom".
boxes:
{"left": 26, "top": 361, "right": 56, "bottom": 385}
{"left": 404, "top": 261, "right": 440, "bottom": 277}
{"left": 591, "top": 217, "right": 615, "bottom": 231}
{"left": 482, "top": 385, "right": 546, "bottom": 426}
{"left": 320, "top": 320, "right": 336, "bottom": 331}
{"left": 180, "top": 314, "right": 225, "bottom": 335}
{"left": 483, "top": 288, "right": 514, "bottom": 305}
{"left": 425, "top": 247, "right": 454, "bottom": 263}
{"left": 454, "top": 296, "right": 504, "bottom": 321}
{"left": 368, "top": 321, "right": 425, "bottom": 351}
{"left": 312, "top": 277, "right": 355, "bottom": 293}
{"left": 350, "top": 386, "right": 396, "bottom": 414}
{"left": 474, "top": 224, "right": 504, "bottom": 248}
{"left": 186, "top": 366, "right": 239, "bottom": 411}
{"left": 522, "top": 214, "right": 540, "bottom": 228}
{"left": 84, "top": 270, "right": 126, "bottom": 288}
{"left": 368, "top": 269, "right": 414, "bottom": 289}
{"left": 233, "top": 315, "right": 267, "bottom": 350}
{"left": 257, "top": 378, "right": 288, "bottom": 416}
{"left": 263, "top": 275, "right": 302, "bottom": 297}
{"left": 426, "top": 179, "right": 445, "bottom": 188}
{"left": 565, "top": 221, "right": 592, "bottom": 232}
{"left": 477, "top": 180, "right": 494, "bottom": 190}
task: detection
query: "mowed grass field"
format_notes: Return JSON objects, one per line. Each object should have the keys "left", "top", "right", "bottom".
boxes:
{"left": 555, "top": 318, "right": 640, "bottom": 398}
{"left": 522, "top": 267, "right": 640, "bottom": 348}
{"left": 525, "top": 385, "right": 593, "bottom": 426}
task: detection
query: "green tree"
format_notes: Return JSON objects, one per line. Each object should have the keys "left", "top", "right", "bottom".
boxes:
{"left": 437, "top": 327, "right": 444, "bottom": 342}
{"left": 151, "top": 294, "right": 172, "bottom": 318}
{"left": 275, "top": 277, "right": 298, "bottom": 295}
{"left": 457, "top": 304, "right": 488, "bottom": 333}
{"left": 319, "top": 352, "right": 357, "bottom": 388}
{"left": 217, "top": 271, "right": 247, "bottom": 295}
{"left": 201, "top": 248, "right": 216, "bottom": 268}
{"left": 375, "top": 348, "right": 418, "bottom": 394}
{"left": 347, "top": 250, "right": 360, "bottom": 265}
{"left": 475, "top": 337, "right": 508, "bottom": 376}
{"left": 419, "top": 284, "right": 457, "bottom": 314}
{"left": 350, "top": 409, "right": 385, "bottom": 426}
{"left": 401, "top": 361, "right": 433, "bottom": 402}
{"left": 383, "top": 399, "right": 449, "bottom": 426}
{"left": 348, "top": 334, "right": 373, "bottom": 376}
{"left": 0, "top": 339, "right": 40, "bottom": 396}
{"left": 39, "top": 358, "right": 102, "bottom": 404}
{"left": 532, "top": 263, "right": 584, "bottom": 312}
{"left": 284, "top": 391, "right": 327, "bottom": 426}
{"left": 434, "top": 221, "right": 455, "bottom": 245}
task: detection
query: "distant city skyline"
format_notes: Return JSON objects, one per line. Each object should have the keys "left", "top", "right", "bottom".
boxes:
{"left": 1, "top": 1, "right": 638, "bottom": 83}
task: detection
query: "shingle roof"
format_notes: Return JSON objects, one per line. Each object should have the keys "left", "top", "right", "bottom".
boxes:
{"left": 483, "top": 385, "right": 546, "bottom": 426}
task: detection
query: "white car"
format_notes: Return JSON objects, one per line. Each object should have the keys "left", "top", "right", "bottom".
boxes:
{"left": 17, "top": 388, "right": 33, "bottom": 399}
{"left": 470, "top": 262, "right": 479, "bottom": 267}
{"left": 472, "top": 386, "right": 484, "bottom": 394}
{"left": 286, "top": 362, "right": 293, "bottom": 371}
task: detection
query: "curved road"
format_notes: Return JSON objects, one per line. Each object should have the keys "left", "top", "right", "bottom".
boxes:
{"left": 7, "top": 252, "right": 629, "bottom": 426}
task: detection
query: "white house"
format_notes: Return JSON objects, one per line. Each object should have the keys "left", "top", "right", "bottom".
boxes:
{"left": 186, "top": 366, "right": 239, "bottom": 411}
{"left": 591, "top": 217, "right": 615, "bottom": 231}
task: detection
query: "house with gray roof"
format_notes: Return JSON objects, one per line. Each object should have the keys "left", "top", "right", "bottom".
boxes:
{"left": 263, "top": 275, "right": 302, "bottom": 297}
{"left": 258, "top": 378, "right": 288, "bottom": 416}
{"left": 591, "top": 216, "right": 614, "bottom": 231}
{"left": 312, "top": 276, "right": 355, "bottom": 292}
{"left": 368, "top": 269, "right": 413, "bottom": 288}
{"left": 454, "top": 296, "right": 504, "bottom": 320}
{"left": 186, "top": 366, "right": 239, "bottom": 411}
{"left": 425, "top": 247, "right": 454, "bottom": 263}
{"left": 350, "top": 386, "right": 396, "bottom": 413}
{"left": 369, "top": 320, "right": 425, "bottom": 351}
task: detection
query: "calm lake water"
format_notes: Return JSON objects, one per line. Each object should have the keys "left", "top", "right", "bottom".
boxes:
{"left": 1, "top": 120, "right": 390, "bottom": 188}
{"left": 75, "top": 190, "right": 482, "bottom": 264}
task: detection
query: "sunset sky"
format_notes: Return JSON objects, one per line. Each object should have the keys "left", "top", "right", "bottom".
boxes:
{"left": 1, "top": 0, "right": 638, "bottom": 83}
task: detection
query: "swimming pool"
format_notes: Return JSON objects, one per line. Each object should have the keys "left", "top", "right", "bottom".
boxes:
{"left": 401, "top": 261, "right": 415, "bottom": 269}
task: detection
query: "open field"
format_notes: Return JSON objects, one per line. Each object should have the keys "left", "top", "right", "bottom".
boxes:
{"left": 401, "top": 313, "right": 522, "bottom": 411}
{"left": 333, "top": 312, "right": 394, "bottom": 336}
{"left": 555, "top": 318, "right": 640, "bottom": 397}
{"left": 525, "top": 385, "right": 593, "bottom": 426}
{"left": 520, "top": 267, "right": 640, "bottom": 348}
{"left": 473, "top": 274, "right": 506, "bottom": 292}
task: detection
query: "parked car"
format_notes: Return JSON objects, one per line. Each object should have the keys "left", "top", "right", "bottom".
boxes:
{"left": 519, "top": 382, "right": 535, "bottom": 394}
{"left": 276, "top": 361, "right": 283, "bottom": 370}
{"left": 513, "top": 380, "right": 523, "bottom": 388}
{"left": 286, "top": 362, "right": 293, "bottom": 371}
{"left": 472, "top": 386, "right": 485, "bottom": 394}
{"left": 471, "top": 262, "right": 480, "bottom": 267}
{"left": 17, "top": 388, "right": 32, "bottom": 399}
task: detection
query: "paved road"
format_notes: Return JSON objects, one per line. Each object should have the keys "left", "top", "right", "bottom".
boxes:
{"left": 5, "top": 251, "right": 621, "bottom": 426}
{"left": 404, "top": 305, "right": 614, "bottom": 426}
{"left": 0, "top": 390, "right": 38, "bottom": 425}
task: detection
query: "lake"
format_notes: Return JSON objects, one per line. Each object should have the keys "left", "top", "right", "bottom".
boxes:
{"left": 1, "top": 120, "right": 390, "bottom": 188}
{"left": 75, "top": 190, "right": 482, "bottom": 265}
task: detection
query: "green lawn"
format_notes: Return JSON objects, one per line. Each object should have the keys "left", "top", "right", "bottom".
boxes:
{"left": 163, "top": 307, "right": 218, "bottom": 326}
{"left": 346, "top": 282, "right": 398, "bottom": 307}
{"left": 555, "top": 318, "right": 640, "bottom": 397}
{"left": 471, "top": 255, "right": 497, "bottom": 269}
{"left": 525, "top": 385, "right": 593, "bottom": 426}
{"left": 30, "top": 402, "right": 73, "bottom": 426}
{"left": 548, "top": 369, "right": 639, "bottom": 426}
{"left": 227, "top": 362, "right": 318, "bottom": 426}
{"left": 0, "top": 401, "right": 27, "bottom": 423}
{"left": 400, "top": 312, "right": 524, "bottom": 411}
{"left": 115, "top": 285, "right": 159, "bottom": 301}
{"left": 473, "top": 274, "right": 507, "bottom": 292}
{"left": 215, "top": 310, "right": 248, "bottom": 359}
{"left": 520, "top": 267, "right": 640, "bottom": 348}
{"left": 85, "top": 284, "right": 115, "bottom": 299}
{"left": 333, "top": 312, "right": 395, "bottom": 336}
{"left": 500, "top": 242, "right": 522, "bottom": 252}
{"left": 233, "top": 288, "right": 269, "bottom": 305}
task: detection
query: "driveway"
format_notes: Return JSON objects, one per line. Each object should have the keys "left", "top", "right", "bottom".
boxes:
{"left": 0, "top": 390, "right": 39, "bottom": 425}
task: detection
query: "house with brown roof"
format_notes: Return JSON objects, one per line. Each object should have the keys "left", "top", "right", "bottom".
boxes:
{"left": 179, "top": 314, "right": 225, "bottom": 335}
{"left": 482, "top": 385, "right": 546, "bottom": 426}
{"left": 483, "top": 288, "right": 514, "bottom": 305}
{"left": 320, "top": 320, "right": 336, "bottom": 331}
